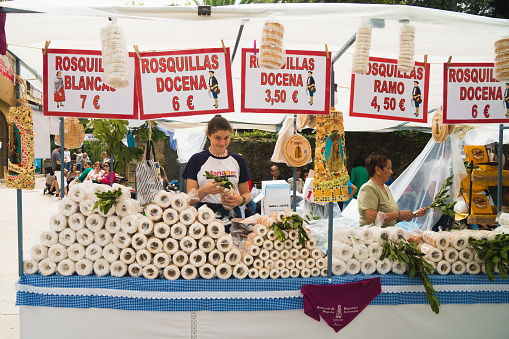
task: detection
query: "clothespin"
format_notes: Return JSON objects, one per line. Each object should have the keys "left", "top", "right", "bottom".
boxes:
{"left": 325, "top": 44, "right": 330, "bottom": 59}
{"left": 254, "top": 40, "right": 257, "bottom": 56}
{"left": 43, "top": 41, "right": 51, "bottom": 56}
{"left": 446, "top": 56, "right": 452, "bottom": 70}
{"left": 424, "top": 54, "right": 428, "bottom": 69}
{"left": 133, "top": 45, "right": 141, "bottom": 60}
{"left": 221, "top": 40, "right": 227, "bottom": 55}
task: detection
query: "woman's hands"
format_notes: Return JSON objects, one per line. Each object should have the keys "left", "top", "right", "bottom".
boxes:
{"left": 202, "top": 181, "right": 224, "bottom": 195}
{"left": 222, "top": 189, "right": 243, "bottom": 209}
{"left": 400, "top": 207, "right": 428, "bottom": 221}
{"left": 413, "top": 207, "right": 428, "bottom": 218}
{"left": 399, "top": 210, "right": 414, "bottom": 221}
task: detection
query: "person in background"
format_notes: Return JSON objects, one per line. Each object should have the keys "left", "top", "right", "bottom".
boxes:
{"left": 267, "top": 165, "right": 287, "bottom": 181}
{"left": 77, "top": 161, "right": 93, "bottom": 183}
{"left": 350, "top": 156, "right": 369, "bottom": 199}
{"left": 183, "top": 115, "right": 252, "bottom": 230}
{"left": 159, "top": 165, "right": 169, "bottom": 189}
{"left": 287, "top": 168, "right": 305, "bottom": 193}
{"left": 87, "top": 162, "right": 105, "bottom": 182}
{"left": 50, "top": 146, "right": 64, "bottom": 197}
{"left": 82, "top": 152, "right": 90, "bottom": 165}
{"left": 74, "top": 149, "right": 83, "bottom": 171}
{"left": 342, "top": 180, "right": 357, "bottom": 209}
{"left": 102, "top": 151, "right": 110, "bottom": 165}
{"left": 357, "top": 153, "right": 427, "bottom": 227}
{"left": 66, "top": 163, "right": 79, "bottom": 185}
{"left": 385, "top": 178, "right": 393, "bottom": 186}
{"left": 98, "top": 161, "right": 116, "bottom": 185}
{"left": 64, "top": 148, "right": 71, "bottom": 172}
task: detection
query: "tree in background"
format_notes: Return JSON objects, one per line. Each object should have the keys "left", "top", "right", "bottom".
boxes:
{"left": 270, "top": 0, "right": 508, "bottom": 18}
{"left": 81, "top": 119, "right": 143, "bottom": 175}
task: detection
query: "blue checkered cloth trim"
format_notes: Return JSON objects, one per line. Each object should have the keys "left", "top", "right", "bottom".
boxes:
{"left": 16, "top": 273, "right": 509, "bottom": 312}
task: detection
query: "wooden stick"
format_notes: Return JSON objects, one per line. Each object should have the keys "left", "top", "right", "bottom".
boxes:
{"left": 43, "top": 41, "right": 51, "bottom": 56}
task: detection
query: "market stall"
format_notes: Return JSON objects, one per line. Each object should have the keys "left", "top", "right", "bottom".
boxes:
{"left": 2, "top": 2, "right": 509, "bottom": 338}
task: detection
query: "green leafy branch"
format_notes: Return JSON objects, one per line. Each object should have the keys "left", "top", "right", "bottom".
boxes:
{"left": 270, "top": 213, "right": 311, "bottom": 247}
{"left": 427, "top": 174, "right": 456, "bottom": 218}
{"left": 204, "top": 171, "right": 235, "bottom": 190}
{"left": 469, "top": 233, "right": 509, "bottom": 281}
{"left": 380, "top": 236, "right": 440, "bottom": 314}
{"left": 92, "top": 188, "right": 122, "bottom": 214}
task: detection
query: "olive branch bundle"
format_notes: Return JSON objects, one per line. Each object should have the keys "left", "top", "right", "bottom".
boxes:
{"left": 92, "top": 188, "right": 123, "bottom": 214}
{"left": 380, "top": 236, "right": 440, "bottom": 314}
{"left": 469, "top": 233, "right": 509, "bottom": 281}
{"left": 270, "top": 213, "right": 317, "bottom": 247}
{"left": 204, "top": 171, "right": 235, "bottom": 190}
{"left": 427, "top": 175, "right": 456, "bottom": 218}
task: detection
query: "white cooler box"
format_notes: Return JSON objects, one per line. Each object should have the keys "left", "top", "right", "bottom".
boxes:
{"left": 261, "top": 180, "right": 291, "bottom": 215}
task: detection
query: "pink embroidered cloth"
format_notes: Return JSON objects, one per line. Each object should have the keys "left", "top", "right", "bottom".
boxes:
{"left": 0, "top": 13, "right": 6, "bottom": 55}
{"left": 301, "top": 277, "right": 381, "bottom": 332}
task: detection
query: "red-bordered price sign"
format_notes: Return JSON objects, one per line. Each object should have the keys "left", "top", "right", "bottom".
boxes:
{"left": 43, "top": 49, "right": 138, "bottom": 119}
{"left": 443, "top": 63, "right": 508, "bottom": 124}
{"left": 136, "top": 48, "right": 235, "bottom": 119}
{"left": 350, "top": 57, "right": 430, "bottom": 123}
{"left": 241, "top": 49, "right": 331, "bottom": 114}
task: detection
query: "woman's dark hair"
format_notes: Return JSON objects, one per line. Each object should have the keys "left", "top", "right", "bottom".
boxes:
{"left": 206, "top": 115, "right": 232, "bottom": 135}
{"left": 353, "top": 156, "right": 365, "bottom": 168}
{"left": 365, "top": 153, "right": 390, "bottom": 177}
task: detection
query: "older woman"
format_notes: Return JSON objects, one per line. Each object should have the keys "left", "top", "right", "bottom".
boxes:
{"left": 86, "top": 162, "right": 105, "bottom": 182}
{"left": 357, "top": 153, "right": 427, "bottom": 227}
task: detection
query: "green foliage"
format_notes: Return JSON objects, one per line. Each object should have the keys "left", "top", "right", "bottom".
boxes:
{"left": 130, "top": 121, "right": 167, "bottom": 143}
{"left": 470, "top": 233, "right": 509, "bottom": 281}
{"left": 204, "top": 171, "right": 236, "bottom": 190}
{"left": 380, "top": 237, "right": 440, "bottom": 314}
{"left": 92, "top": 188, "right": 123, "bottom": 214}
{"left": 427, "top": 175, "right": 456, "bottom": 218}
{"left": 270, "top": 213, "right": 311, "bottom": 246}
{"left": 80, "top": 119, "right": 143, "bottom": 174}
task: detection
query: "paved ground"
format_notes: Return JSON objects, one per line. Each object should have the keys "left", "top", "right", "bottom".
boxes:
{"left": 0, "top": 176, "right": 61, "bottom": 339}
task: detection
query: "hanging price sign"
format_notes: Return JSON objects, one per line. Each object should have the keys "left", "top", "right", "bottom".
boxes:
{"left": 43, "top": 49, "right": 138, "bottom": 119}
{"left": 443, "top": 63, "right": 508, "bottom": 124}
{"left": 350, "top": 57, "right": 429, "bottom": 123}
{"left": 241, "top": 49, "right": 331, "bottom": 114}
{"left": 136, "top": 48, "right": 235, "bottom": 119}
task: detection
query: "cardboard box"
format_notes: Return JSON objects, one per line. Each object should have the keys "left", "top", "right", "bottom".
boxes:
{"left": 262, "top": 180, "right": 290, "bottom": 196}
{"left": 261, "top": 180, "right": 291, "bottom": 215}
{"left": 464, "top": 145, "right": 488, "bottom": 165}
{"left": 465, "top": 193, "right": 493, "bottom": 215}
{"left": 262, "top": 195, "right": 291, "bottom": 216}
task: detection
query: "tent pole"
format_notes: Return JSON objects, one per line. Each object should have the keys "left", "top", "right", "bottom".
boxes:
{"left": 179, "top": 162, "right": 183, "bottom": 192}
{"left": 231, "top": 20, "right": 247, "bottom": 63}
{"left": 60, "top": 117, "right": 65, "bottom": 199}
{"left": 15, "top": 57, "right": 24, "bottom": 277}
{"left": 498, "top": 124, "right": 506, "bottom": 217}
{"left": 326, "top": 34, "right": 357, "bottom": 280}
{"left": 332, "top": 33, "right": 356, "bottom": 64}
{"left": 292, "top": 115, "right": 297, "bottom": 211}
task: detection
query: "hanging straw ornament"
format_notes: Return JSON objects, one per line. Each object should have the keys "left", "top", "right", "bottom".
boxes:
{"left": 55, "top": 118, "right": 85, "bottom": 149}
{"left": 259, "top": 19, "right": 285, "bottom": 70}
{"left": 398, "top": 23, "right": 416, "bottom": 73}
{"left": 100, "top": 18, "right": 129, "bottom": 89}
{"left": 494, "top": 36, "right": 509, "bottom": 81}
{"left": 352, "top": 25, "right": 372, "bottom": 74}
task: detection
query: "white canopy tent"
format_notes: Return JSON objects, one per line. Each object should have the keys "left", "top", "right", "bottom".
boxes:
{"left": 2, "top": 1, "right": 509, "bottom": 131}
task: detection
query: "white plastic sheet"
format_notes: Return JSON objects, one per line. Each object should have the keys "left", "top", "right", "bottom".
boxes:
{"left": 340, "top": 136, "right": 467, "bottom": 231}
{"left": 173, "top": 127, "right": 206, "bottom": 164}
